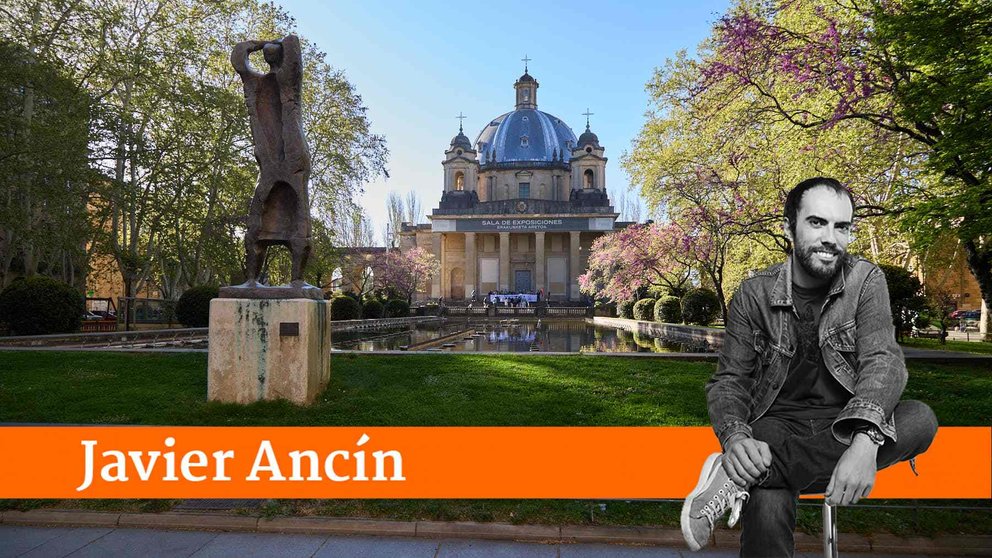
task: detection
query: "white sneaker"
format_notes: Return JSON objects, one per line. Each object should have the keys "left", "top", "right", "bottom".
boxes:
{"left": 681, "top": 453, "right": 749, "bottom": 551}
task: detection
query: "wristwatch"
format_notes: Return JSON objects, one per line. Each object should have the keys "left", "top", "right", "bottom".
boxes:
{"left": 853, "top": 424, "right": 885, "bottom": 446}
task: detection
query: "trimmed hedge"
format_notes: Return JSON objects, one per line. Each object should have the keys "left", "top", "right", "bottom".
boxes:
{"left": 654, "top": 295, "right": 682, "bottom": 323}
{"left": 633, "top": 298, "right": 657, "bottom": 321}
{"left": 617, "top": 299, "right": 635, "bottom": 319}
{"left": 0, "top": 277, "right": 84, "bottom": 335}
{"left": 362, "top": 299, "right": 385, "bottom": 319}
{"left": 330, "top": 296, "right": 361, "bottom": 321}
{"left": 681, "top": 288, "right": 721, "bottom": 326}
{"left": 176, "top": 285, "right": 219, "bottom": 327}
{"left": 646, "top": 285, "right": 668, "bottom": 300}
{"left": 385, "top": 299, "right": 410, "bottom": 318}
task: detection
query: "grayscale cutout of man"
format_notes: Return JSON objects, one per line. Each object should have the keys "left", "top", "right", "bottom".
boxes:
{"left": 680, "top": 177, "right": 938, "bottom": 557}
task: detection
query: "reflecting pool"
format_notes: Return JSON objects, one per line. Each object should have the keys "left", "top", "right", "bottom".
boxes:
{"left": 332, "top": 319, "right": 711, "bottom": 353}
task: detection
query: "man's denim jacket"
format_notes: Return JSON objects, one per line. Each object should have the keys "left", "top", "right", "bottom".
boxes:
{"left": 706, "top": 255, "right": 907, "bottom": 450}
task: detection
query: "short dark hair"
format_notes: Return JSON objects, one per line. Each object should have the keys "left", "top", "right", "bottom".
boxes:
{"left": 784, "top": 177, "right": 855, "bottom": 236}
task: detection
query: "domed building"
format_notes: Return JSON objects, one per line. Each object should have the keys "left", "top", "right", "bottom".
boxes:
{"left": 399, "top": 68, "right": 618, "bottom": 302}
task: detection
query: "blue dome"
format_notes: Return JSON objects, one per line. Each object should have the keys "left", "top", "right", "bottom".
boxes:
{"left": 475, "top": 109, "right": 578, "bottom": 166}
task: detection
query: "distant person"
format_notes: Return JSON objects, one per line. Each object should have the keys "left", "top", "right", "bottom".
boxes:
{"left": 681, "top": 177, "right": 937, "bottom": 557}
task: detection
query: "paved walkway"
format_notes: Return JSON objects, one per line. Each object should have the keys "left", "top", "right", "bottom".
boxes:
{"left": 0, "top": 525, "right": 974, "bottom": 558}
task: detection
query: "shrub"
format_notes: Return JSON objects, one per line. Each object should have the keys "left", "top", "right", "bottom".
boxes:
{"left": 342, "top": 290, "right": 362, "bottom": 302}
{"left": 362, "top": 299, "right": 384, "bottom": 319}
{"left": 617, "top": 299, "right": 635, "bottom": 319}
{"left": 681, "top": 288, "right": 721, "bottom": 326}
{"left": 330, "top": 295, "right": 361, "bottom": 321}
{"left": 633, "top": 298, "right": 657, "bottom": 321}
{"left": 176, "top": 285, "right": 219, "bottom": 327}
{"left": 654, "top": 295, "right": 682, "bottom": 323}
{"left": 385, "top": 299, "right": 410, "bottom": 318}
{"left": 0, "top": 277, "right": 84, "bottom": 335}
{"left": 646, "top": 285, "right": 668, "bottom": 300}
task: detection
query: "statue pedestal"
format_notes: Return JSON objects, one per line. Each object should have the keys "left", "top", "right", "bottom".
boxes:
{"left": 208, "top": 298, "right": 331, "bottom": 405}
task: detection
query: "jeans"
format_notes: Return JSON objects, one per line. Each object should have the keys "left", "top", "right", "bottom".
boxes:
{"left": 739, "top": 400, "right": 938, "bottom": 558}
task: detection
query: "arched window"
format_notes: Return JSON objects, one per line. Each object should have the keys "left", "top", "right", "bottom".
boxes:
{"left": 455, "top": 172, "right": 464, "bottom": 191}
{"left": 584, "top": 169, "right": 594, "bottom": 189}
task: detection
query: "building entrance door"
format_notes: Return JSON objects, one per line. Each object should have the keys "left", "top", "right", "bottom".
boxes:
{"left": 514, "top": 270, "right": 532, "bottom": 293}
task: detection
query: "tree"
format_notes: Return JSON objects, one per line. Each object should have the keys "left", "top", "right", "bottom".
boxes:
{"left": 579, "top": 223, "right": 691, "bottom": 304}
{"left": 923, "top": 286, "right": 955, "bottom": 345}
{"left": 373, "top": 247, "right": 439, "bottom": 304}
{"left": 0, "top": 40, "right": 94, "bottom": 289}
{"left": 405, "top": 190, "right": 422, "bottom": 225}
{"left": 878, "top": 264, "right": 924, "bottom": 342}
{"left": 0, "top": 0, "right": 389, "bottom": 303}
{"left": 697, "top": 0, "right": 991, "bottom": 332}
{"left": 385, "top": 191, "right": 405, "bottom": 247}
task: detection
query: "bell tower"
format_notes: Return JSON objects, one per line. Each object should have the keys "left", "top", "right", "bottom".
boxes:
{"left": 514, "top": 55, "right": 538, "bottom": 109}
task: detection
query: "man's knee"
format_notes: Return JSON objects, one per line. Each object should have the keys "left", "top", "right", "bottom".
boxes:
{"left": 896, "top": 400, "right": 938, "bottom": 448}
{"left": 883, "top": 400, "right": 938, "bottom": 467}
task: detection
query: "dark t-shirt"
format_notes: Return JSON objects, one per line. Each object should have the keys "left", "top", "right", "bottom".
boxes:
{"left": 765, "top": 282, "right": 851, "bottom": 419}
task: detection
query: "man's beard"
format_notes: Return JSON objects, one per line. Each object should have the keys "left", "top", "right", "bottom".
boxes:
{"left": 796, "top": 243, "right": 846, "bottom": 282}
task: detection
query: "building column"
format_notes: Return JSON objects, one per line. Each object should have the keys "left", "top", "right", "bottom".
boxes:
{"left": 569, "top": 231, "right": 581, "bottom": 301}
{"left": 464, "top": 232, "right": 476, "bottom": 298}
{"left": 535, "top": 231, "right": 545, "bottom": 296}
{"left": 499, "top": 232, "right": 510, "bottom": 291}
{"left": 431, "top": 233, "right": 442, "bottom": 299}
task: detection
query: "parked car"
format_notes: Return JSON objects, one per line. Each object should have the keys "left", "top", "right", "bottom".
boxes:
{"left": 960, "top": 310, "right": 981, "bottom": 320}
{"left": 82, "top": 311, "right": 103, "bottom": 321}
{"left": 950, "top": 308, "right": 979, "bottom": 319}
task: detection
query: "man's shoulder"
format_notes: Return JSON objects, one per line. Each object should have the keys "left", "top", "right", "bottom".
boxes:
{"left": 727, "top": 262, "right": 782, "bottom": 313}
{"left": 737, "top": 261, "right": 784, "bottom": 291}
{"left": 842, "top": 255, "right": 884, "bottom": 287}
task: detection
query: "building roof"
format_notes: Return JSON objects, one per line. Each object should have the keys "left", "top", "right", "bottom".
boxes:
{"left": 475, "top": 109, "right": 577, "bottom": 166}
{"left": 449, "top": 129, "right": 473, "bottom": 150}
{"left": 577, "top": 124, "right": 600, "bottom": 148}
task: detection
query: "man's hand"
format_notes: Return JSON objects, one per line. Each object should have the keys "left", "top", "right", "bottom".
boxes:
{"left": 825, "top": 434, "right": 878, "bottom": 506}
{"left": 723, "top": 435, "right": 772, "bottom": 486}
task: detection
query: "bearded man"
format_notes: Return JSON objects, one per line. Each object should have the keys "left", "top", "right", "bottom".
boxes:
{"left": 681, "top": 177, "right": 938, "bottom": 557}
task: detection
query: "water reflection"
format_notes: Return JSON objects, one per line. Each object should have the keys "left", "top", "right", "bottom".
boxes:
{"left": 333, "top": 319, "right": 710, "bottom": 353}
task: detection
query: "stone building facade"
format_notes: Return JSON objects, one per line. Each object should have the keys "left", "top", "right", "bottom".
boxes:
{"left": 398, "top": 69, "right": 619, "bottom": 302}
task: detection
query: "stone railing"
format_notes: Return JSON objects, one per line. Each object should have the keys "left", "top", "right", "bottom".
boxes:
{"left": 0, "top": 327, "right": 208, "bottom": 348}
{"left": 545, "top": 307, "right": 590, "bottom": 317}
{"left": 330, "top": 316, "right": 442, "bottom": 332}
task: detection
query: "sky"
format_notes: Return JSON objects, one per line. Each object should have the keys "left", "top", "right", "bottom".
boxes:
{"left": 278, "top": 0, "right": 733, "bottom": 243}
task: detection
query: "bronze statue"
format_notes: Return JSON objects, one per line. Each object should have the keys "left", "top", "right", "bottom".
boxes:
{"left": 223, "top": 35, "right": 321, "bottom": 299}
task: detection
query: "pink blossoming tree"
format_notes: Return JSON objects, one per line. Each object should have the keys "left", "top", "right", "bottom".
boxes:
{"left": 373, "top": 247, "right": 439, "bottom": 304}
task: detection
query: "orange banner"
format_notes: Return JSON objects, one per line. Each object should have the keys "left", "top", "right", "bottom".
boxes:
{"left": 0, "top": 426, "right": 987, "bottom": 499}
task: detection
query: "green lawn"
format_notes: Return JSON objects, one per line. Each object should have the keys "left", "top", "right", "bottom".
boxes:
{"left": 0, "top": 352, "right": 715, "bottom": 426}
{"left": 900, "top": 337, "right": 992, "bottom": 355}
{"left": 1, "top": 350, "right": 989, "bottom": 536}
